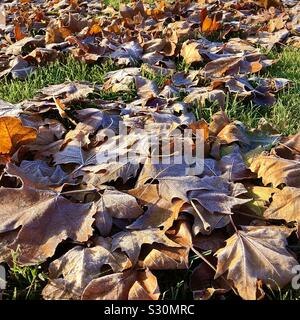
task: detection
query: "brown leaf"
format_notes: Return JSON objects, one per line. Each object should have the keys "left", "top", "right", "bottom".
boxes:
{"left": 210, "top": 122, "right": 251, "bottom": 159}
{"left": 82, "top": 269, "right": 160, "bottom": 300}
{"left": 182, "top": 202, "right": 230, "bottom": 236}
{"left": 141, "top": 220, "right": 192, "bottom": 270}
{"left": 0, "top": 165, "right": 96, "bottom": 265}
{"left": 245, "top": 185, "right": 279, "bottom": 216}
{"left": 180, "top": 40, "right": 202, "bottom": 64}
{"left": 14, "top": 24, "right": 26, "bottom": 41}
{"left": 94, "top": 189, "right": 143, "bottom": 236}
{"left": 128, "top": 198, "right": 185, "bottom": 230}
{"left": 264, "top": 187, "right": 300, "bottom": 232}
{"left": 18, "top": 160, "right": 68, "bottom": 188}
{"left": 190, "top": 257, "right": 230, "bottom": 300}
{"left": 40, "top": 82, "right": 94, "bottom": 104}
{"left": 209, "top": 110, "right": 230, "bottom": 136}
{"left": 43, "top": 237, "right": 131, "bottom": 300}
{"left": 135, "top": 76, "right": 159, "bottom": 100}
{"left": 111, "top": 229, "right": 181, "bottom": 265}
{"left": 250, "top": 154, "right": 300, "bottom": 187}
{"left": 274, "top": 132, "right": 300, "bottom": 160}
{"left": 193, "top": 229, "right": 228, "bottom": 253}
{"left": 0, "top": 229, "right": 19, "bottom": 263}
{"left": 215, "top": 226, "right": 298, "bottom": 300}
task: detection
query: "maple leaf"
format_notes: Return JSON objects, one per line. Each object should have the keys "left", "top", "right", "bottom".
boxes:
{"left": 201, "top": 14, "right": 221, "bottom": 33}
{"left": 0, "top": 165, "right": 96, "bottom": 265}
{"left": 215, "top": 226, "right": 298, "bottom": 300}
{"left": 190, "top": 257, "right": 230, "bottom": 300}
{"left": 83, "top": 161, "right": 140, "bottom": 186}
{"left": 0, "top": 0, "right": 299, "bottom": 302}
{"left": 245, "top": 185, "right": 279, "bottom": 216}
{"left": 40, "top": 82, "right": 94, "bottom": 104}
{"left": 5, "top": 36, "right": 45, "bottom": 56}
{"left": 126, "top": 182, "right": 185, "bottom": 230}
{"left": 0, "top": 229, "right": 19, "bottom": 264}
{"left": 183, "top": 202, "right": 230, "bottom": 236}
{"left": 140, "top": 220, "right": 192, "bottom": 270}
{"left": 274, "top": 132, "right": 300, "bottom": 160}
{"left": 53, "top": 139, "right": 96, "bottom": 168}
{"left": 42, "top": 237, "right": 131, "bottom": 300}
{"left": 19, "top": 160, "right": 68, "bottom": 188}
{"left": 94, "top": 188, "right": 143, "bottom": 236}
{"left": 14, "top": 24, "right": 27, "bottom": 41}
{"left": 111, "top": 229, "right": 181, "bottom": 265}
{"left": 157, "top": 175, "right": 250, "bottom": 215}
{"left": 82, "top": 269, "right": 160, "bottom": 300}
{"left": 135, "top": 76, "right": 159, "bottom": 100}
{"left": 180, "top": 41, "right": 203, "bottom": 64}
{"left": 0, "top": 116, "right": 37, "bottom": 162}
{"left": 250, "top": 154, "right": 300, "bottom": 187}
{"left": 0, "top": 100, "right": 21, "bottom": 117}
{"left": 264, "top": 187, "right": 300, "bottom": 234}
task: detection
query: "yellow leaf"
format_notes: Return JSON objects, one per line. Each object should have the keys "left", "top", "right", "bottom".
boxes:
{"left": 180, "top": 41, "right": 202, "bottom": 64}
{"left": 246, "top": 186, "right": 279, "bottom": 216}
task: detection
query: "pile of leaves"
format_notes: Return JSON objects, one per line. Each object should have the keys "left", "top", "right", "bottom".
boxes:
{"left": 0, "top": 0, "right": 300, "bottom": 300}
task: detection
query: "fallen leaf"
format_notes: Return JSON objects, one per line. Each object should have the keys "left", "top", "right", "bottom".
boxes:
{"left": 111, "top": 228, "right": 181, "bottom": 264}
{"left": 82, "top": 269, "right": 160, "bottom": 300}
{"left": 0, "top": 164, "right": 96, "bottom": 265}
{"left": 0, "top": 116, "right": 37, "bottom": 158}
{"left": 215, "top": 226, "right": 298, "bottom": 300}
{"left": 180, "top": 41, "right": 202, "bottom": 64}
{"left": 43, "top": 237, "right": 131, "bottom": 299}
{"left": 250, "top": 154, "right": 300, "bottom": 187}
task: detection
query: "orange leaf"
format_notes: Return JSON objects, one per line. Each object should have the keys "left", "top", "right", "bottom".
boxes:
{"left": 0, "top": 117, "right": 37, "bottom": 156}
{"left": 59, "top": 27, "right": 73, "bottom": 39}
{"left": 200, "top": 7, "right": 208, "bottom": 25}
{"left": 14, "top": 24, "right": 26, "bottom": 41}
{"left": 34, "top": 10, "right": 44, "bottom": 22}
{"left": 53, "top": 98, "right": 77, "bottom": 125}
{"left": 88, "top": 24, "right": 102, "bottom": 35}
{"left": 202, "top": 15, "right": 213, "bottom": 33}
{"left": 211, "top": 15, "right": 220, "bottom": 31}
{"left": 108, "top": 23, "right": 121, "bottom": 34}
{"left": 158, "top": 1, "right": 166, "bottom": 10}
{"left": 250, "top": 61, "right": 263, "bottom": 73}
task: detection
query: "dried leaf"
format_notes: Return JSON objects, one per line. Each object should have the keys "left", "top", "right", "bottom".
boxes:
{"left": 82, "top": 269, "right": 160, "bottom": 300}
{"left": 0, "top": 117, "right": 37, "bottom": 157}
{"left": 111, "top": 229, "right": 181, "bottom": 264}
{"left": 0, "top": 164, "right": 96, "bottom": 265}
{"left": 215, "top": 226, "right": 298, "bottom": 300}
{"left": 43, "top": 237, "right": 131, "bottom": 299}
{"left": 250, "top": 154, "right": 300, "bottom": 187}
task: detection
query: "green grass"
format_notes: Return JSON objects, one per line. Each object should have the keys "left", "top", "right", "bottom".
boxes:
{"left": 2, "top": 251, "right": 47, "bottom": 300}
{"left": 104, "top": 0, "right": 155, "bottom": 9}
{"left": 184, "top": 47, "right": 300, "bottom": 135}
{"left": 0, "top": 57, "right": 131, "bottom": 104}
{"left": 1, "top": 48, "right": 299, "bottom": 134}
{"left": 227, "top": 47, "right": 300, "bottom": 135}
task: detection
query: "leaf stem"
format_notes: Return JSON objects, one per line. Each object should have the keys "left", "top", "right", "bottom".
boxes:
{"left": 191, "top": 246, "right": 239, "bottom": 296}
